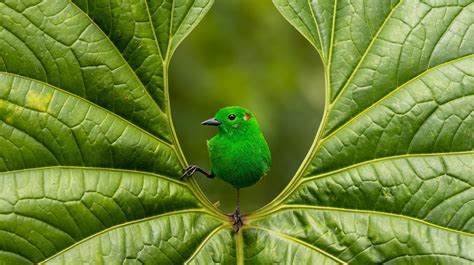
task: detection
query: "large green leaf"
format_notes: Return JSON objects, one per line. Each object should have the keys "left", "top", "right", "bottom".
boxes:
{"left": 0, "top": 0, "right": 473, "bottom": 264}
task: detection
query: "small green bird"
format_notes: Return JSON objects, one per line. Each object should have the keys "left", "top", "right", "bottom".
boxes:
{"left": 182, "top": 106, "right": 271, "bottom": 230}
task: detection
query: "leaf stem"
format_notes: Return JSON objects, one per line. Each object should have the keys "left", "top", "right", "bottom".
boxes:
{"left": 235, "top": 229, "right": 244, "bottom": 265}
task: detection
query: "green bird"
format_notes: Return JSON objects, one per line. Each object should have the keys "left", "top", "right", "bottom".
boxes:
{"left": 182, "top": 106, "right": 271, "bottom": 230}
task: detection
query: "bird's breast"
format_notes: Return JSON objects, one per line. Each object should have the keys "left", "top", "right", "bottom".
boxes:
{"left": 208, "top": 136, "right": 270, "bottom": 188}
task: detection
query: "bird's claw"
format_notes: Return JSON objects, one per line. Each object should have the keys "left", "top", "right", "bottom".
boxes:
{"left": 180, "top": 165, "right": 198, "bottom": 180}
{"left": 227, "top": 210, "right": 243, "bottom": 232}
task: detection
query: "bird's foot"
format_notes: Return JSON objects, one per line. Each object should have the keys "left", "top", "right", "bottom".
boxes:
{"left": 227, "top": 210, "right": 243, "bottom": 232}
{"left": 180, "top": 165, "right": 198, "bottom": 180}
{"left": 181, "top": 165, "right": 214, "bottom": 180}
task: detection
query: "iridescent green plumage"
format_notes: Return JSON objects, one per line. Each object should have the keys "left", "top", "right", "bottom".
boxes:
{"left": 208, "top": 106, "right": 271, "bottom": 188}
{"left": 182, "top": 106, "right": 271, "bottom": 230}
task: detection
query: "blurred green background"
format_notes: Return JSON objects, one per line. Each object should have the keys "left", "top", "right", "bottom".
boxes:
{"left": 169, "top": 0, "right": 325, "bottom": 213}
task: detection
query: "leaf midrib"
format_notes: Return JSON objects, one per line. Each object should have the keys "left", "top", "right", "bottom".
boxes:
{"left": 250, "top": 205, "right": 474, "bottom": 237}
{"left": 66, "top": 0, "right": 168, "bottom": 119}
{"left": 143, "top": 0, "right": 165, "bottom": 61}
{"left": 321, "top": 54, "right": 474, "bottom": 143}
{"left": 246, "top": 225, "right": 347, "bottom": 264}
{"left": 184, "top": 224, "right": 229, "bottom": 264}
{"left": 0, "top": 72, "right": 174, "bottom": 150}
{"left": 38, "top": 209, "right": 217, "bottom": 264}
{"left": 249, "top": 151, "right": 473, "bottom": 221}
{"left": 302, "top": 151, "right": 474, "bottom": 182}
{"left": 328, "top": 0, "right": 404, "bottom": 104}
{"left": 0, "top": 166, "right": 188, "bottom": 186}
{"left": 307, "top": 0, "right": 326, "bottom": 62}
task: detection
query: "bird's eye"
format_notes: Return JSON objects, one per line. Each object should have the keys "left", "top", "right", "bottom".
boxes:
{"left": 228, "top": 114, "right": 236, "bottom": 120}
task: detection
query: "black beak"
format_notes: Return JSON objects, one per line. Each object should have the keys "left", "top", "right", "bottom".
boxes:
{"left": 201, "top": 117, "right": 221, "bottom": 126}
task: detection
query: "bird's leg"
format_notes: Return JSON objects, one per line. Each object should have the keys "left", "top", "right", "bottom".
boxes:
{"left": 229, "top": 188, "right": 243, "bottom": 232}
{"left": 180, "top": 165, "right": 214, "bottom": 180}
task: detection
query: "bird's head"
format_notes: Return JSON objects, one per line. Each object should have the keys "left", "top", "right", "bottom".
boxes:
{"left": 202, "top": 106, "right": 260, "bottom": 135}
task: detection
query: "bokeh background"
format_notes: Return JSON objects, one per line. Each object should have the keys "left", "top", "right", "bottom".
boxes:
{"left": 169, "top": 0, "right": 325, "bottom": 213}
